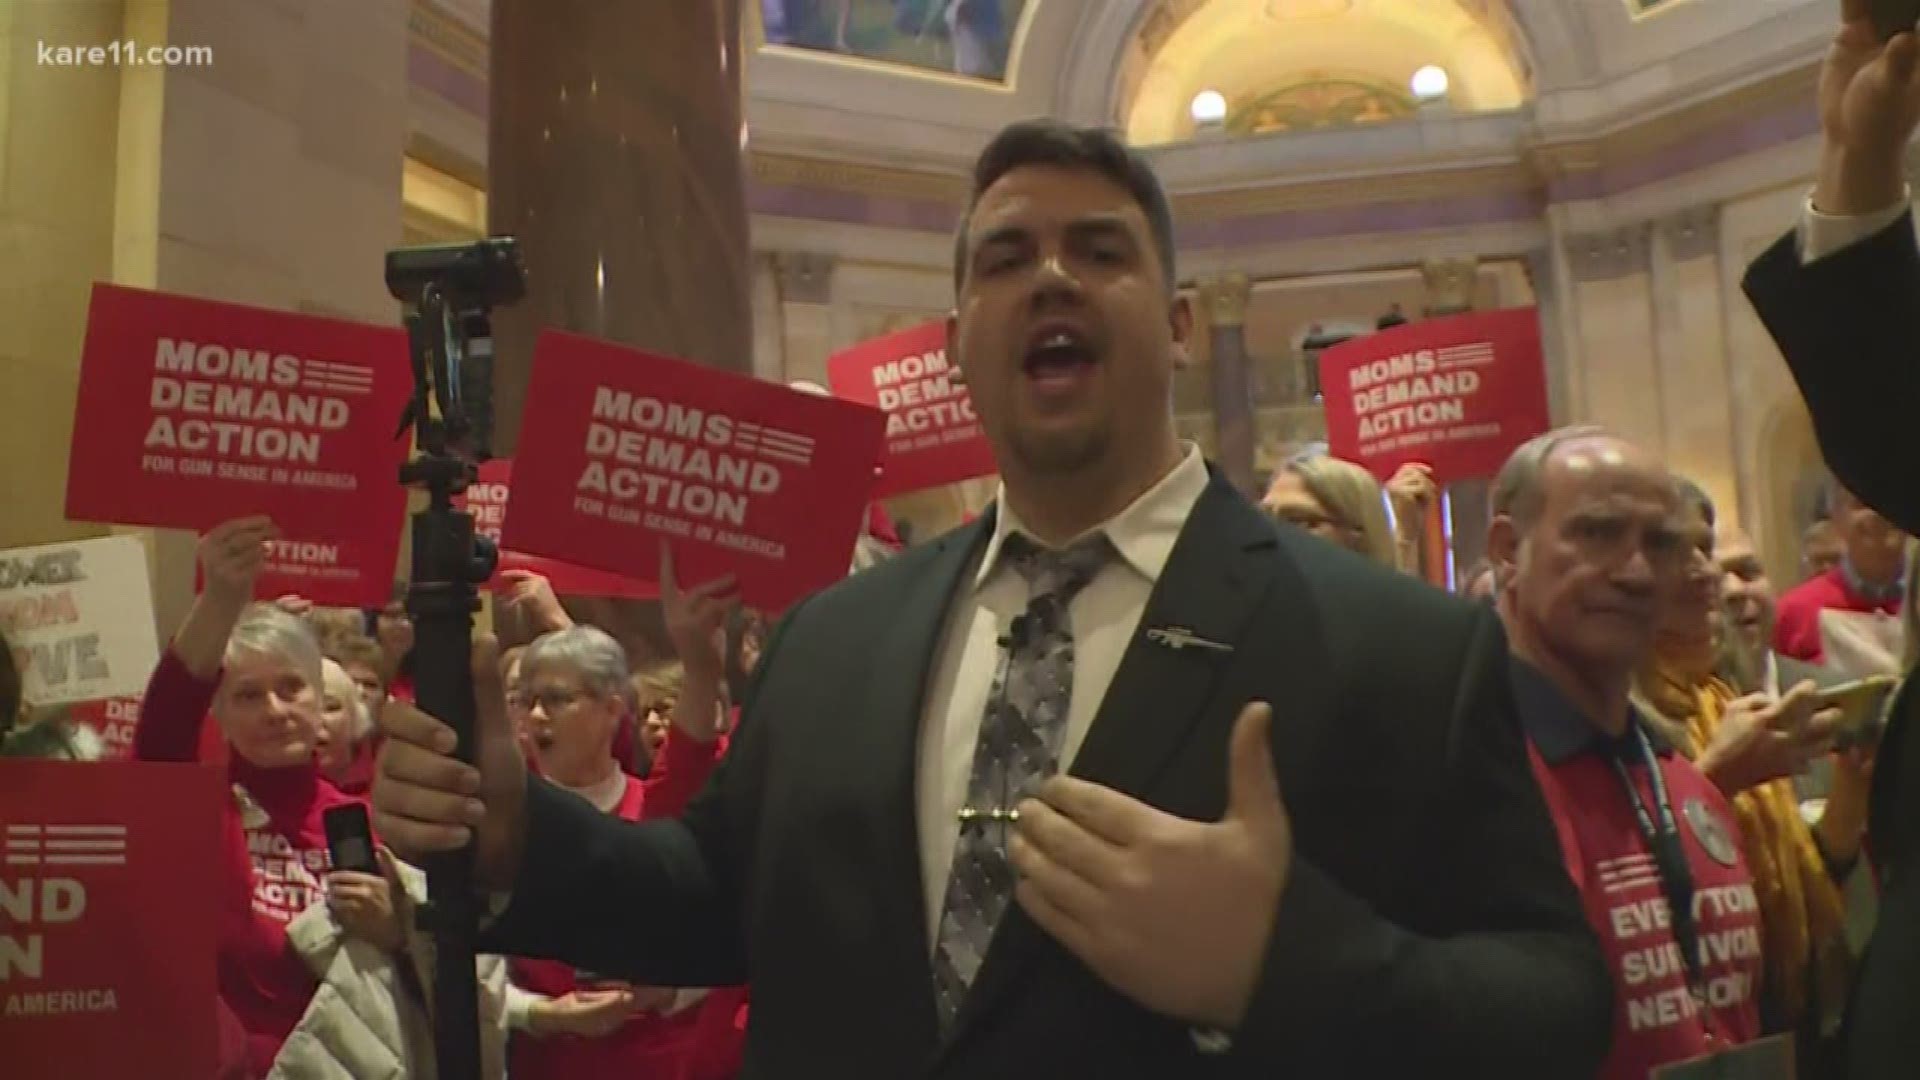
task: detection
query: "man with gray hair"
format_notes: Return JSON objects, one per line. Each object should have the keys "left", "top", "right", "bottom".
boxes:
{"left": 1487, "top": 427, "right": 1778, "bottom": 1079}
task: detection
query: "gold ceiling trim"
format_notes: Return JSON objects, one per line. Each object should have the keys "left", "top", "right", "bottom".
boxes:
{"left": 747, "top": 59, "right": 1819, "bottom": 223}
{"left": 750, "top": 151, "right": 971, "bottom": 204}
{"left": 409, "top": 0, "right": 489, "bottom": 79}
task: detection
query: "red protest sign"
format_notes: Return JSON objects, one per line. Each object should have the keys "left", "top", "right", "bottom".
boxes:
{"left": 827, "top": 321, "right": 997, "bottom": 497}
{"left": 63, "top": 695, "right": 141, "bottom": 761}
{"left": 1318, "top": 307, "right": 1551, "bottom": 485}
{"left": 251, "top": 532, "right": 403, "bottom": 609}
{"left": 457, "top": 460, "right": 658, "bottom": 600}
{"left": 66, "top": 283, "right": 411, "bottom": 543}
{"left": 506, "top": 332, "right": 886, "bottom": 610}
{"left": 0, "top": 760, "right": 223, "bottom": 1080}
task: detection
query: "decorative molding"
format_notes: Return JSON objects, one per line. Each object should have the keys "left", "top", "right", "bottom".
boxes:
{"left": 751, "top": 151, "right": 969, "bottom": 205}
{"left": 1566, "top": 224, "right": 1652, "bottom": 282}
{"left": 1421, "top": 257, "right": 1480, "bottom": 315}
{"left": 1197, "top": 272, "right": 1251, "bottom": 326}
{"left": 773, "top": 251, "right": 837, "bottom": 305}
{"left": 1657, "top": 206, "right": 1721, "bottom": 262}
{"left": 409, "top": 0, "right": 489, "bottom": 79}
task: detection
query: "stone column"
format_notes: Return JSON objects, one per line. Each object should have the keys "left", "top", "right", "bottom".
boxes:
{"left": 1566, "top": 224, "right": 1662, "bottom": 455}
{"left": 1198, "top": 273, "right": 1256, "bottom": 496}
{"left": 488, "top": 0, "right": 751, "bottom": 454}
{"left": 1420, "top": 256, "right": 1479, "bottom": 318}
{"left": 1653, "top": 207, "right": 1739, "bottom": 520}
{"left": 772, "top": 250, "right": 837, "bottom": 386}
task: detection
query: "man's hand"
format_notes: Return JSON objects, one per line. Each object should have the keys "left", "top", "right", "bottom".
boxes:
{"left": 1815, "top": 1, "right": 1920, "bottom": 213}
{"left": 1698, "top": 681, "right": 1843, "bottom": 795}
{"left": 199, "top": 517, "right": 278, "bottom": 608}
{"left": 327, "top": 870, "right": 403, "bottom": 951}
{"left": 499, "top": 570, "right": 573, "bottom": 636}
{"left": 373, "top": 635, "right": 529, "bottom": 889}
{"left": 530, "top": 989, "right": 640, "bottom": 1038}
{"left": 1011, "top": 702, "right": 1290, "bottom": 1030}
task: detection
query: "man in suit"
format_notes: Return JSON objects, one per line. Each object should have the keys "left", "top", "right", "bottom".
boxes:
{"left": 1740, "top": 3, "right": 1920, "bottom": 1075}
{"left": 374, "top": 119, "right": 1610, "bottom": 1077}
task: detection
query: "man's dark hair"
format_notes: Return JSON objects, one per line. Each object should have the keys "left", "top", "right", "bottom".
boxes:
{"left": 953, "top": 119, "right": 1177, "bottom": 293}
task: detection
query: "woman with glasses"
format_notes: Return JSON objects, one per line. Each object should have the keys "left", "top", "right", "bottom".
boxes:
{"left": 503, "top": 625, "right": 723, "bottom": 1079}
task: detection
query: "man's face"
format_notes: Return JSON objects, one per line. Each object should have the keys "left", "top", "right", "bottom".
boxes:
{"left": 1715, "top": 525, "right": 1775, "bottom": 653}
{"left": 1803, "top": 520, "right": 1843, "bottom": 579}
{"left": 1654, "top": 500, "right": 1721, "bottom": 649}
{"left": 1832, "top": 490, "right": 1908, "bottom": 584}
{"left": 948, "top": 165, "right": 1189, "bottom": 479}
{"left": 1496, "top": 437, "right": 1688, "bottom": 677}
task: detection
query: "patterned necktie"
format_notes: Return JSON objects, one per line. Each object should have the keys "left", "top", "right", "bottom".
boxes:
{"left": 931, "top": 533, "right": 1113, "bottom": 1030}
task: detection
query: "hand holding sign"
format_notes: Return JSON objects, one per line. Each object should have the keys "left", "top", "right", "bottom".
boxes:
{"left": 198, "top": 516, "right": 279, "bottom": 607}
{"left": 661, "top": 544, "right": 738, "bottom": 687}
{"left": 499, "top": 569, "right": 573, "bottom": 636}
{"left": 1010, "top": 702, "right": 1291, "bottom": 1030}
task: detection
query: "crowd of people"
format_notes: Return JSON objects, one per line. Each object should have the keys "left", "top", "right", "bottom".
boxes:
{"left": 3, "top": 3, "right": 1918, "bottom": 1077}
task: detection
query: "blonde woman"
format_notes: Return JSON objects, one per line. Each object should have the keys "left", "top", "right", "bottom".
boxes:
{"left": 1260, "top": 452, "right": 1398, "bottom": 567}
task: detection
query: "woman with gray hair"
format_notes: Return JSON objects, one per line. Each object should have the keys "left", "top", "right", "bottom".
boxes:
{"left": 133, "top": 516, "right": 397, "bottom": 1075}
{"left": 503, "top": 624, "right": 727, "bottom": 1074}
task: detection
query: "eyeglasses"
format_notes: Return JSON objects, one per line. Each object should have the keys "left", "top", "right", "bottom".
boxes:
{"left": 524, "top": 688, "right": 591, "bottom": 715}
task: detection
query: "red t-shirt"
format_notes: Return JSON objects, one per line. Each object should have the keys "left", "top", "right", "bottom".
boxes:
{"left": 1529, "top": 740, "right": 1764, "bottom": 1078}
{"left": 1773, "top": 565, "right": 1902, "bottom": 663}
{"left": 135, "top": 649, "right": 364, "bottom": 1077}
{"left": 510, "top": 735, "right": 721, "bottom": 1080}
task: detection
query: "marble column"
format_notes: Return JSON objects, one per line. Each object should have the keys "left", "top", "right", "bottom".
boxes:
{"left": 772, "top": 251, "right": 837, "bottom": 387}
{"left": 488, "top": 0, "right": 751, "bottom": 455}
{"left": 1198, "top": 273, "right": 1256, "bottom": 496}
{"left": 1566, "top": 224, "right": 1662, "bottom": 454}
{"left": 1420, "top": 257, "right": 1479, "bottom": 318}
{"left": 1653, "top": 207, "right": 1739, "bottom": 520}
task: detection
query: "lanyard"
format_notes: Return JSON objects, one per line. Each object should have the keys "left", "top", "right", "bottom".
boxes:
{"left": 1607, "top": 725, "right": 1708, "bottom": 996}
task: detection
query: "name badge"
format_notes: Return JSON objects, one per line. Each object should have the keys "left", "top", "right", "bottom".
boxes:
{"left": 1651, "top": 1033, "right": 1795, "bottom": 1080}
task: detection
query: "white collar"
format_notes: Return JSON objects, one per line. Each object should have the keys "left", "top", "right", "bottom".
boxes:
{"left": 974, "top": 445, "right": 1210, "bottom": 591}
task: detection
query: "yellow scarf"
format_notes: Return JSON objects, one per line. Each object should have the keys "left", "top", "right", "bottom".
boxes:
{"left": 1639, "top": 666, "right": 1850, "bottom": 1028}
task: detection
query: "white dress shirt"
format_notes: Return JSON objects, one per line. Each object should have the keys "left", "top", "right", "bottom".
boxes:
{"left": 915, "top": 446, "right": 1211, "bottom": 947}
{"left": 1798, "top": 186, "right": 1912, "bottom": 263}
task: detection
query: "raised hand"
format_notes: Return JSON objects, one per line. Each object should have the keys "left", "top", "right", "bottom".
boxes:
{"left": 1011, "top": 702, "right": 1291, "bottom": 1030}
{"left": 499, "top": 569, "right": 573, "bottom": 636}
{"left": 659, "top": 543, "right": 739, "bottom": 687}
{"left": 1816, "top": 1, "right": 1920, "bottom": 212}
{"left": 199, "top": 516, "right": 278, "bottom": 606}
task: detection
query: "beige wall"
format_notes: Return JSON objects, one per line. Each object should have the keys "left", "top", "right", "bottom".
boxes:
{"left": 0, "top": 0, "right": 408, "bottom": 637}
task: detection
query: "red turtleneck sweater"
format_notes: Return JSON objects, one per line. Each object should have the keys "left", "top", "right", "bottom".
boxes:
{"left": 135, "top": 649, "right": 364, "bottom": 1076}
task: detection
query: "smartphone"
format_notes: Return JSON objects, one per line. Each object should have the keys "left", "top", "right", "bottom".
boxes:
{"left": 1871, "top": 0, "right": 1920, "bottom": 40}
{"left": 1815, "top": 676, "right": 1900, "bottom": 750}
{"left": 322, "top": 803, "right": 380, "bottom": 875}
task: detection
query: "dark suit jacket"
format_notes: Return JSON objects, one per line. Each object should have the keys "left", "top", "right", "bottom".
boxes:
{"left": 1745, "top": 219, "right": 1920, "bottom": 1080}
{"left": 482, "top": 477, "right": 1611, "bottom": 1078}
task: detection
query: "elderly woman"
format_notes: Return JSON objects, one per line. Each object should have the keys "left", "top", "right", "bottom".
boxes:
{"left": 504, "top": 625, "right": 723, "bottom": 1079}
{"left": 134, "top": 516, "right": 395, "bottom": 1076}
{"left": 1260, "top": 452, "right": 1400, "bottom": 567}
{"left": 1632, "top": 483, "right": 1867, "bottom": 1073}
{"left": 316, "top": 657, "right": 377, "bottom": 796}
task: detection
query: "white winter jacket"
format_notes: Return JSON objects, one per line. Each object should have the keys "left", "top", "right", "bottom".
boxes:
{"left": 267, "top": 860, "right": 511, "bottom": 1080}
